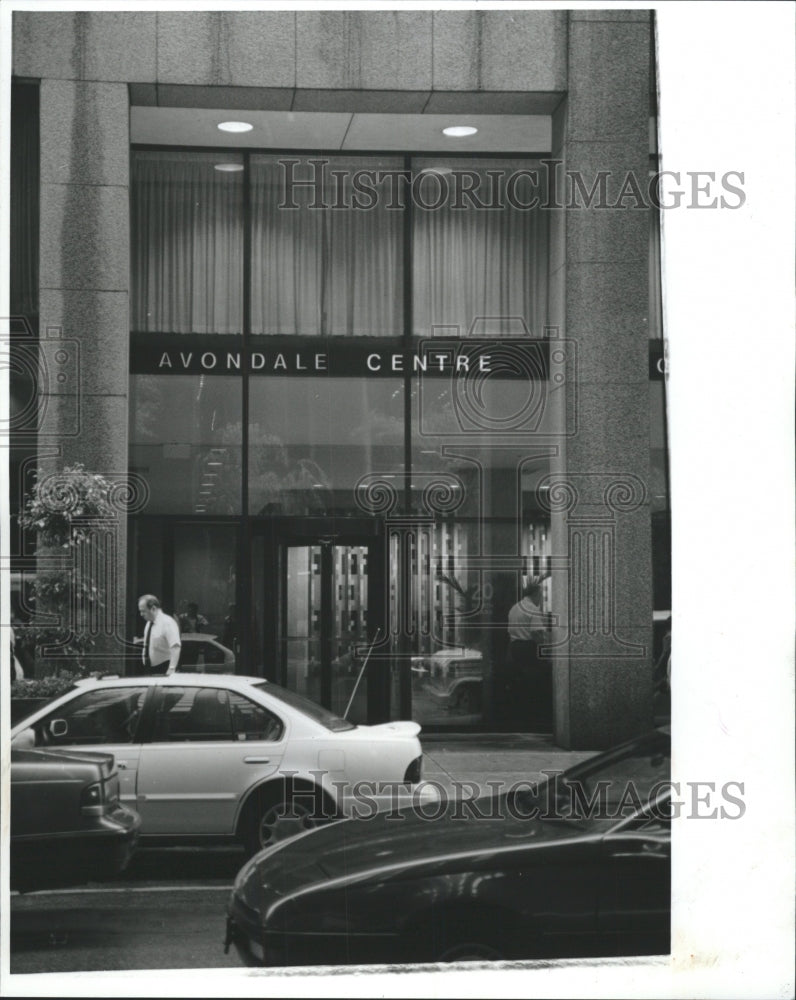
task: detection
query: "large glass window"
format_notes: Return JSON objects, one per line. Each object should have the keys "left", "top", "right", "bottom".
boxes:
{"left": 129, "top": 375, "right": 243, "bottom": 514}
{"left": 412, "top": 158, "right": 548, "bottom": 339}
{"left": 248, "top": 377, "right": 405, "bottom": 515}
{"left": 128, "top": 520, "right": 237, "bottom": 656}
{"left": 131, "top": 151, "right": 244, "bottom": 334}
{"left": 251, "top": 156, "right": 404, "bottom": 337}
{"left": 173, "top": 523, "right": 237, "bottom": 640}
{"left": 131, "top": 151, "right": 551, "bottom": 341}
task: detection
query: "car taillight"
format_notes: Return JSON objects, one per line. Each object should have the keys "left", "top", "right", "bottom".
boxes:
{"left": 404, "top": 755, "right": 422, "bottom": 784}
{"left": 80, "top": 781, "right": 105, "bottom": 815}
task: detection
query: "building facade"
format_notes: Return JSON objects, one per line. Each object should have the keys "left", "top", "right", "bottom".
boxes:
{"left": 9, "top": 9, "right": 669, "bottom": 748}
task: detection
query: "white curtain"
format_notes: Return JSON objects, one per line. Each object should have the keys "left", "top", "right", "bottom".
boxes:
{"left": 412, "top": 159, "right": 549, "bottom": 339}
{"left": 132, "top": 151, "right": 244, "bottom": 334}
{"left": 251, "top": 156, "right": 403, "bottom": 337}
{"left": 132, "top": 153, "right": 551, "bottom": 341}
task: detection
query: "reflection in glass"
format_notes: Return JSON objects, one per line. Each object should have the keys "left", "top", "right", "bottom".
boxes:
{"left": 130, "top": 375, "right": 242, "bottom": 514}
{"left": 284, "top": 546, "right": 322, "bottom": 704}
{"left": 248, "top": 378, "right": 404, "bottom": 516}
{"left": 283, "top": 544, "right": 370, "bottom": 725}
{"left": 330, "top": 545, "right": 369, "bottom": 724}
{"left": 172, "top": 524, "right": 237, "bottom": 640}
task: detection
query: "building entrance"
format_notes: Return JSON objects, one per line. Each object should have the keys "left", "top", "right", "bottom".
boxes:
{"left": 254, "top": 521, "right": 388, "bottom": 725}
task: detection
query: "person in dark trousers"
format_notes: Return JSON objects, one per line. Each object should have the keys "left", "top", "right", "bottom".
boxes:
{"left": 221, "top": 604, "right": 237, "bottom": 652}
{"left": 506, "top": 578, "right": 552, "bottom": 731}
{"left": 138, "top": 594, "right": 181, "bottom": 675}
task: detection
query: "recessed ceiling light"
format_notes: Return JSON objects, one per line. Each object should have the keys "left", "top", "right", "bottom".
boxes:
{"left": 442, "top": 126, "right": 478, "bottom": 137}
{"left": 214, "top": 162, "right": 244, "bottom": 172}
{"left": 217, "top": 121, "right": 253, "bottom": 133}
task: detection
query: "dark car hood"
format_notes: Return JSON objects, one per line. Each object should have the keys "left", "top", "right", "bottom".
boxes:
{"left": 236, "top": 796, "right": 588, "bottom": 908}
{"left": 11, "top": 747, "right": 117, "bottom": 778}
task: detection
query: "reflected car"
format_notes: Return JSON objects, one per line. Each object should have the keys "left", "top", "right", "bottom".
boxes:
{"left": 177, "top": 633, "right": 236, "bottom": 673}
{"left": 413, "top": 647, "right": 484, "bottom": 714}
{"left": 11, "top": 675, "right": 436, "bottom": 856}
{"left": 11, "top": 747, "right": 140, "bottom": 892}
{"left": 225, "top": 729, "right": 671, "bottom": 967}
{"left": 130, "top": 632, "right": 236, "bottom": 673}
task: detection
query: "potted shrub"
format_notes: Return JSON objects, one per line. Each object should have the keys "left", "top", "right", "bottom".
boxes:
{"left": 10, "top": 671, "right": 81, "bottom": 725}
{"left": 15, "top": 463, "right": 115, "bottom": 682}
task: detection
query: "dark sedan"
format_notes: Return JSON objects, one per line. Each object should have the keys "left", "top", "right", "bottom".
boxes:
{"left": 11, "top": 747, "right": 141, "bottom": 892}
{"left": 226, "top": 729, "right": 671, "bottom": 967}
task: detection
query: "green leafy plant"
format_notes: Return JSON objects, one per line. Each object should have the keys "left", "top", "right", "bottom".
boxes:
{"left": 16, "top": 463, "right": 116, "bottom": 676}
{"left": 10, "top": 671, "right": 81, "bottom": 700}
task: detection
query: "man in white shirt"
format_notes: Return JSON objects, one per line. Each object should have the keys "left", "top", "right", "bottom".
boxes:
{"left": 138, "top": 594, "right": 181, "bottom": 675}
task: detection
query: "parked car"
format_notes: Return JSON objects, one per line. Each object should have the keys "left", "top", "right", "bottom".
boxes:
{"left": 11, "top": 675, "right": 435, "bottom": 855}
{"left": 225, "top": 728, "right": 671, "bottom": 967}
{"left": 11, "top": 747, "right": 140, "bottom": 892}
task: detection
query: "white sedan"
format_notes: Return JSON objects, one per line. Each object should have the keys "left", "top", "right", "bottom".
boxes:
{"left": 11, "top": 675, "right": 434, "bottom": 855}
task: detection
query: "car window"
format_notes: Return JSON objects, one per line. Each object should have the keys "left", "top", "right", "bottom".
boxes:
{"left": 36, "top": 687, "right": 148, "bottom": 746}
{"left": 616, "top": 813, "right": 670, "bottom": 837}
{"left": 228, "top": 692, "right": 283, "bottom": 742}
{"left": 151, "top": 686, "right": 233, "bottom": 742}
{"left": 513, "top": 736, "right": 671, "bottom": 828}
{"left": 251, "top": 681, "right": 356, "bottom": 732}
{"left": 150, "top": 686, "right": 281, "bottom": 742}
{"left": 605, "top": 805, "right": 671, "bottom": 845}
{"left": 566, "top": 749, "right": 670, "bottom": 813}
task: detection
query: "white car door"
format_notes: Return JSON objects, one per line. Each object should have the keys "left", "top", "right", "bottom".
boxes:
{"left": 135, "top": 683, "right": 286, "bottom": 835}
{"left": 23, "top": 685, "right": 150, "bottom": 810}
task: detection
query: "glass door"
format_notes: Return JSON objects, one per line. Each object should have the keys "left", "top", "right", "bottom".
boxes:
{"left": 282, "top": 539, "right": 380, "bottom": 725}
{"left": 284, "top": 544, "right": 323, "bottom": 705}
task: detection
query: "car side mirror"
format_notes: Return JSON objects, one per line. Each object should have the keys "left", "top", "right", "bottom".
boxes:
{"left": 50, "top": 719, "right": 68, "bottom": 738}
{"left": 11, "top": 728, "right": 35, "bottom": 749}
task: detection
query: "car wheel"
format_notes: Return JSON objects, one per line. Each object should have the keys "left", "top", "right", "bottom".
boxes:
{"left": 243, "top": 797, "right": 317, "bottom": 856}
{"left": 413, "top": 913, "right": 509, "bottom": 964}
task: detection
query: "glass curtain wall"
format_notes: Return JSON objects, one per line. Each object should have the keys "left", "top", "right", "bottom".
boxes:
{"left": 129, "top": 150, "right": 555, "bottom": 727}
{"left": 251, "top": 156, "right": 404, "bottom": 337}
{"left": 131, "top": 151, "right": 244, "bottom": 334}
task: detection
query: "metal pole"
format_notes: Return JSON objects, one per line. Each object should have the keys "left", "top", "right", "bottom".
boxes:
{"left": 344, "top": 627, "right": 381, "bottom": 720}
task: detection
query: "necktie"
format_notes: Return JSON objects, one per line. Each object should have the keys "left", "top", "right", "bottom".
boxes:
{"left": 144, "top": 623, "right": 152, "bottom": 669}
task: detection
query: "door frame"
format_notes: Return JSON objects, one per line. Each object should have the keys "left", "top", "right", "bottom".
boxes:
{"left": 252, "top": 517, "right": 389, "bottom": 723}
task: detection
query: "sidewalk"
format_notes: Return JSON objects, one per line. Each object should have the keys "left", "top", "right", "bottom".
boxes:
{"left": 420, "top": 733, "right": 598, "bottom": 800}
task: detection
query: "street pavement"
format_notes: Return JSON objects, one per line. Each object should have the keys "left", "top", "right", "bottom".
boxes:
{"left": 421, "top": 732, "right": 598, "bottom": 800}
